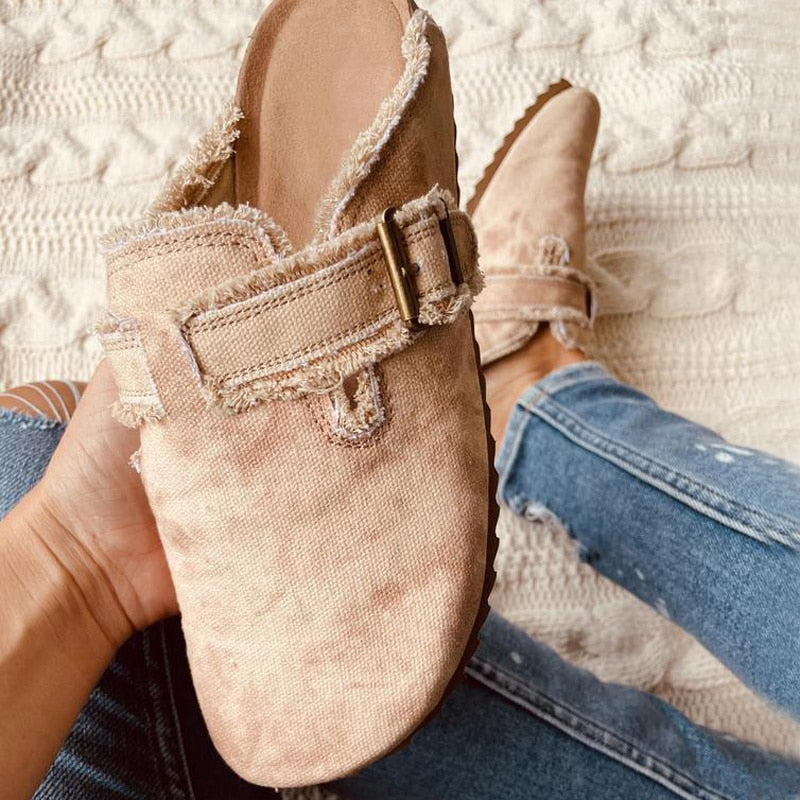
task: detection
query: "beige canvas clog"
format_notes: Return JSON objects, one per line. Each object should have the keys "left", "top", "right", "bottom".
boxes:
{"left": 469, "top": 83, "right": 601, "bottom": 365}
{"left": 95, "top": 0, "right": 497, "bottom": 789}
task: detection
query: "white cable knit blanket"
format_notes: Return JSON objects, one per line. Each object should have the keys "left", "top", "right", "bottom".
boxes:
{"left": 1, "top": 0, "right": 799, "bottom": 789}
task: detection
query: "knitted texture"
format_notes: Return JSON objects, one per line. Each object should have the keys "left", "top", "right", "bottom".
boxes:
{"left": 1, "top": 0, "right": 799, "bottom": 789}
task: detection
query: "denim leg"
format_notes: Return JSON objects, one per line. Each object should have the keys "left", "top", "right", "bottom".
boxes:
{"left": 330, "top": 612, "right": 800, "bottom": 800}
{"left": 0, "top": 409, "right": 194, "bottom": 800}
{"left": 331, "top": 363, "right": 800, "bottom": 800}
{"left": 497, "top": 361, "right": 800, "bottom": 720}
{"left": 0, "top": 408, "right": 68, "bottom": 518}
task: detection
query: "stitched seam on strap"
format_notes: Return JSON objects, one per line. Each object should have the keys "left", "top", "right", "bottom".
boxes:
{"left": 216, "top": 282, "right": 459, "bottom": 385}
{"left": 108, "top": 228, "right": 265, "bottom": 275}
{"left": 190, "top": 251, "right": 384, "bottom": 334}
{"left": 218, "top": 311, "right": 395, "bottom": 383}
{"left": 152, "top": 191, "right": 477, "bottom": 407}
{"left": 219, "top": 321, "right": 399, "bottom": 393}
{"left": 182, "top": 211, "right": 473, "bottom": 330}
{"left": 167, "top": 192, "right": 473, "bottom": 320}
{"left": 192, "top": 215, "right": 434, "bottom": 322}
{"left": 181, "top": 209, "right": 474, "bottom": 385}
{"left": 466, "top": 657, "right": 734, "bottom": 800}
{"left": 185, "top": 220, "right": 444, "bottom": 335}
{"left": 96, "top": 322, "right": 166, "bottom": 422}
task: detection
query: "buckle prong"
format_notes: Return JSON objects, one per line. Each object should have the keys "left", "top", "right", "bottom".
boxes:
{"left": 377, "top": 207, "right": 422, "bottom": 331}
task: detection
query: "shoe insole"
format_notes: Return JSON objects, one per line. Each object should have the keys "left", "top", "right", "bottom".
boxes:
{"left": 234, "top": 0, "right": 414, "bottom": 249}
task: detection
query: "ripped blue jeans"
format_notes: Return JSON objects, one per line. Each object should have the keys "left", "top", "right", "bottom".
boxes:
{"left": 4, "top": 362, "right": 800, "bottom": 800}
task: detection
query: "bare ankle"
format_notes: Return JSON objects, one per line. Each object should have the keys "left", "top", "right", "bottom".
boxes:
{"left": 0, "top": 381, "right": 86, "bottom": 424}
{"left": 484, "top": 327, "right": 587, "bottom": 444}
{"left": 523, "top": 327, "right": 587, "bottom": 379}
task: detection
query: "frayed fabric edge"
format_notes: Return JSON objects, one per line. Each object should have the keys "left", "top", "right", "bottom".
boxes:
{"left": 100, "top": 103, "right": 247, "bottom": 250}
{"left": 101, "top": 201, "right": 294, "bottom": 259}
{"left": 329, "top": 364, "right": 386, "bottom": 440}
{"left": 203, "top": 285, "right": 476, "bottom": 412}
{"left": 172, "top": 187, "right": 465, "bottom": 324}
{"left": 150, "top": 102, "right": 243, "bottom": 214}
{"left": 111, "top": 401, "right": 165, "bottom": 430}
{"left": 313, "top": 9, "right": 433, "bottom": 243}
{"left": 101, "top": 9, "right": 434, "bottom": 256}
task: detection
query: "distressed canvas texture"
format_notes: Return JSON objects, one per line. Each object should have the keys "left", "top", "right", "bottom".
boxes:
{"left": 95, "top": 8, "right": 493, "bottom": 787}
{"left": 1, "top": 0, "right": 799, "bottom": 791}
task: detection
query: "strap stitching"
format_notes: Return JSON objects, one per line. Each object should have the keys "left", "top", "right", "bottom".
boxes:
{"left": 184, "top": 219, "right": 450, "bottom": 335}
{"left": 208, "top": 280, "right": 461, "bottom": 384}
{"left": 219, "top": 321, "right": 396, "bottom": 395}
{"left": 100, "top": 339, "right": 149, "bottom": 353}
{"left": 108, "top": 229, "right": 263, "bottom": 276}
{"left": 189, "top": 251, "right": 383, "bottom": 335}
{"left": 96, "top": 322, "right": 165, "bottom": 417}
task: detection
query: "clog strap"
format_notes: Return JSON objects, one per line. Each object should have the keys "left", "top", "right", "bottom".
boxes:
{"left": 97, "top": 190, "right": 480, "bottom": 423}
{"left": 93, "top": 319, "right": 165, "bottom": 424}
{"left": 472, "top": 235, "right": 596, "bottom": 364}
{"left": 474, "top": 269, "right": 594, "bottom": 324}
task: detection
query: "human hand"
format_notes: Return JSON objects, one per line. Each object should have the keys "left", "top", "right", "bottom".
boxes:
{"left": 28, "top": 360, "right": 177, "bottom": 638}
{"left": 0, "top": 361, "right": 177, "bottom": 800}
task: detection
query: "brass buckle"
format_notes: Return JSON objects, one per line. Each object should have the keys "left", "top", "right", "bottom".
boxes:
{"left": 377, "top": 207, "right": 422, "bottom": 331}
{"left": 438, "top": 205, "right": 464, "bottom": 286}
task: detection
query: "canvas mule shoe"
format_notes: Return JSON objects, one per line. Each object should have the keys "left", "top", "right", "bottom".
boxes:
{"left": 468, "top": 84, "right": 601, "bottom": 365}
{"left": 95, "top": 0, "right": 496, "bottom": 789}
